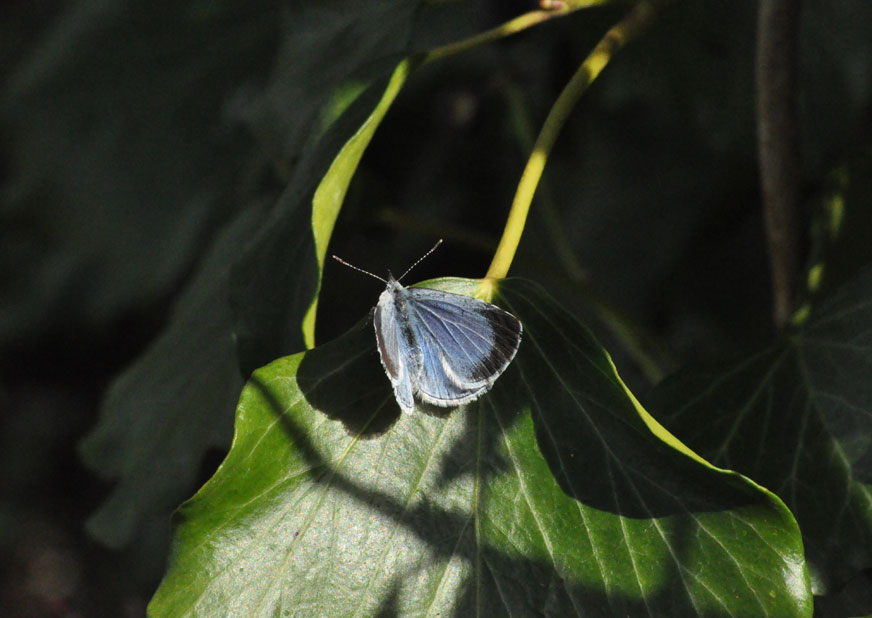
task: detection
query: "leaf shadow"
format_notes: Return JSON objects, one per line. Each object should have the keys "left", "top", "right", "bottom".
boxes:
{"left": 373, "top": 579, "right": 403, "bottom": 618}
{"left": 296, "top": 315, "right": 402, "bottom": 436}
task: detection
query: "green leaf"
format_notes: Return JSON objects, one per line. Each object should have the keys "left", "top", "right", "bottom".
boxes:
{"left": 150, "top": 278, "right": 811, "bottom": 617}
{"left": 648, "top": 266, "right": 872, "bottom": 595}
{"left": 79, "top": 69, "right": 409, "bottom": 548}
{"left": 228, "top": 0, "right": 494, "bottom": 366}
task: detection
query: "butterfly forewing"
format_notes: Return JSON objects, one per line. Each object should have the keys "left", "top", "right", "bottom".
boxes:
{"left": 404, "top": 288, "right": 522, "bottom": 407}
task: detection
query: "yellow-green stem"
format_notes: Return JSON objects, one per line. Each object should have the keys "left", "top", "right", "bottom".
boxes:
{"left": 486, "top": 0, "right": 668, "bottom": 280}
{"left": 422, "top": 4, "right": 611, "bottom": 64}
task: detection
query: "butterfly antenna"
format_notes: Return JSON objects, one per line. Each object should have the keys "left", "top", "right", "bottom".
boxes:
{"left": 398, "top": 239, "right": 443, "bottom": 282}
{"left": 332, "top": 255, "right": 387, "bottom": 283}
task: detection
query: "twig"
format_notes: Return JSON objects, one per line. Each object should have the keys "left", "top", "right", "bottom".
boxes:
{"left": 756, "top": 0, "right": 803, "bottom": 330}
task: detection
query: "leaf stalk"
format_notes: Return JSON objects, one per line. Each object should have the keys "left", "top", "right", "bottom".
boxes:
{"left": 486, "top": 0, "right": 670, "bottom": 280}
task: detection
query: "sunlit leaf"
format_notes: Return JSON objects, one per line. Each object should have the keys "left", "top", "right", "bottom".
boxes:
{"left": 150, "top": 278, "right": 811, "bottom": 617}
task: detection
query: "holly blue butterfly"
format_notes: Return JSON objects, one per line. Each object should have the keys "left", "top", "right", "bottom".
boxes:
{"left": 333, "top": 241, "right": 522, "bottom": 413}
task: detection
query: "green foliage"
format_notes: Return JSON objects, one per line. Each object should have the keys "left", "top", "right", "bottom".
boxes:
{"left": 1, "top": 0, "right": 282, "bottom": 340}
{"left": 2, "top": 0, "right": 872, "bottom": 615}
{"left": 78, "top": 206, "right": 262, "bottom": 548}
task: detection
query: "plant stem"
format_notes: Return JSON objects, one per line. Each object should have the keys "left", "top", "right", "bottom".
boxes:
{"left": 486, "top": 0, "right": 669, "bottom": 280}
{"left": 422, "top": 3, "right": 609, "bottom": 65}
{"left": 501, "top": 78, "right": 672, "bottom": 381}
{"left": 756, "top": 0, "right": 802, "bottom": 330}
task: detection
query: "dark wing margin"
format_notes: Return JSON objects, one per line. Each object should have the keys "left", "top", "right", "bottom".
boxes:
{"left": 472, "top": 303, "right": 523, "bottom": 382}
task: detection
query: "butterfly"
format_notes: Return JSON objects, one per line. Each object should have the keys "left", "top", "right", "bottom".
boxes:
{"left": 333, "top": 240, "right": 522, "bottom": 413}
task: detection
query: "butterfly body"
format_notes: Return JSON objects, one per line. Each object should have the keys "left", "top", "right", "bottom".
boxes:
{"left": 374, "top": 277, "right": 522, "bottom": 413}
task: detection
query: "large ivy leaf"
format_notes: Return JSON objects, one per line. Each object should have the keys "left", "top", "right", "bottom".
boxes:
{"left": 648, "top": 266, "right": 872, "bottom": 596}
{"left": 150, "top": 278, "right": 811, "bottom": 617}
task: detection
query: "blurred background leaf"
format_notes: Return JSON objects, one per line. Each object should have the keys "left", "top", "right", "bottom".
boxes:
{"left": 77, "top": 204, "right": 265, "bottom": 549}
{"left": 0, "top": 0, "right": 282, "bottom": 342}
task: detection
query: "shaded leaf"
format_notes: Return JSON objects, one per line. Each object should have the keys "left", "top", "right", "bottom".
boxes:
{"left": 229, "top": 0, "right": 495, "bottom": 364}
{"left": 150, "top": 278, "right": 811, "bottom": 617}
{"left": 78, "top": 70, "right": 401, "bottom": 547}
{"left": 812, "top": 569, "right": 872, "bottom": 618}
{"left": 230, "top": 60, "right": 416, "bottom": 372}
{"left": 243, "top": 1, "right": 482, "bottom": 168}
{"left": 78, "top": 204, "right": 266, "bottom": 548}
{"left": 648, "top": 266, "right": 872, "bottom": 595}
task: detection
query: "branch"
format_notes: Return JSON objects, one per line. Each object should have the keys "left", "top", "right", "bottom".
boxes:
{"left": 756, "top": 0, "right": 803, "bottom": 329}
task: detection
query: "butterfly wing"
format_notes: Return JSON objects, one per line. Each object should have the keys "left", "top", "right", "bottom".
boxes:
{"left": 404, "top": 288, "right": 522, "bottom": 407}
{"left": 373, "top": 291, "right": 416, "bottom": 413}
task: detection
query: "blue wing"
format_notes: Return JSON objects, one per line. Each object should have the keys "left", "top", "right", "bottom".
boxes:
{"left": 404, "top": 288, "right": 522, "bottom": 407}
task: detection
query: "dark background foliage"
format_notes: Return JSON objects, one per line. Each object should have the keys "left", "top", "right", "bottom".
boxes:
{"left": 1, "top": 0, "right": 870, "bottom": 615}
